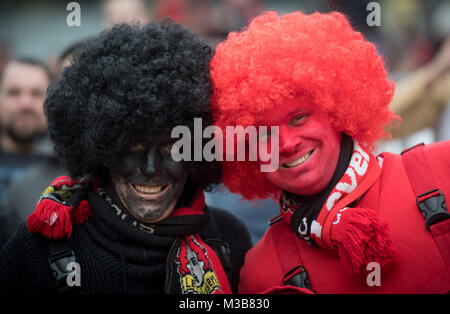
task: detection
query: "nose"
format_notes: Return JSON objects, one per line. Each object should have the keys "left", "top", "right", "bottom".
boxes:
{"left": 278, "top": 125, "right": 302, "bottom": 155}
{"left": 17, "top": 91, "right": 37, "bottom": 110}
{"left": 142, "top": 146, "right": 162, "bottom": 177}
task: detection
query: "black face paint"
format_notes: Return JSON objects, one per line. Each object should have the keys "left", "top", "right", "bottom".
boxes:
{"left": 106, "top": 135, "right": 188, "bottom": 224}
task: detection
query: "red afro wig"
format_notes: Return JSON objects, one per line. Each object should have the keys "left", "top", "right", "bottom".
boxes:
{"left": 210, "top": 11, "right": 396, "bottom": 200}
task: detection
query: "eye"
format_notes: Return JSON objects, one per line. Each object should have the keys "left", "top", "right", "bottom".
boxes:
{"left": 31, "top": 89, "right": 45, "bottom": 98}
{"left": 160, "top": 143, "right": 173, "bottom": 155}
{"left": 130, "top": 143, "right": 146, "bottom": 152}
{"left": 7, "top": 87, "right": 20, "bottom": 97}
{"left": 291, "top": 114, "right": 307, "bottom": 125}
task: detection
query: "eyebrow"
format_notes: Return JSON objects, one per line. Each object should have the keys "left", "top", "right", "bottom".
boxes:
{"left": 287, "top": 107, "right": 310, "bottom": 119}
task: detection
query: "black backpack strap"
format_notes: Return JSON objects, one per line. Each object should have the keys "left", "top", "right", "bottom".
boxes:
{"left": 48, "top": 238, "right": 82, "bottom": 293}
{"left": 200, "top": 208, "right": 233, "bottom": 284}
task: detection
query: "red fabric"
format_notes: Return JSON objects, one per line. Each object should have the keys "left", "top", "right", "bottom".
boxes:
{"left": 190, "top": 234, "right": 232, "bottom": 294}
{"left": 267, "top": 220, "right": 316, "bottom": 294}
{"left": 71, "top": 200, "right": 93, "bottom": 225}
{"left": 175, "top": 233, "right": 232, "bottom": 294}
{"left": 430, "top": 219, "right": 450, "bottom": 267}
{"left": 239, "top": 141, "right": 450, "bottom": 293}
{"left": 170, "top": 188, "right": 205, "bottom": 217}
{"left": 27, "top": 198, "right": 74, "bottom": 239}
{"left": 260, "top": 285, "right": 315, "bottom": 294}
{"left": 319, "top": 143, "right": 398, "bottom": 274}
{"left": 271, "top": 218, "right": 302, "bottom": 276}
{"left": 27, "top": 176, "right": 93, "bottom": 239}
{"left": 401, "top": 143, "right": 437, "bottom": 197}
{"left": 280, "top": 142, "right": 398, "bottom": 275}
{"left": 331, "top": 206, "right": 399, "bottom": 275}
{"left": 170, "top": 190, "right": 232, "bottom": 293}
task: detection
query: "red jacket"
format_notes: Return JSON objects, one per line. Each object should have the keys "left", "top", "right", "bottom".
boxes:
{"left": 239, "top": 141, "right": 450, "bottom": 293}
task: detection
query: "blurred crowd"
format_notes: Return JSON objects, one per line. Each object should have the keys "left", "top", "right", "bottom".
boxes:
{"left": 0, "top": 0, "right": 449, "bottom": 247}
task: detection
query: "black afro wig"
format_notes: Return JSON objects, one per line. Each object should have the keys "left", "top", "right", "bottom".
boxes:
{"left": 45, "top": 20, "right": 221, "bottom": 190}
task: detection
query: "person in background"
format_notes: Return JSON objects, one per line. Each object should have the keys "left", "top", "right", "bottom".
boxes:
{"left": 0, "top": 58, "right": 50, "bottom": 157}
{"left": 0, "top": 34, "right": 11, "bottom": 77}
{"left": 54, "top": 40, "right": 87, "bottom": 78}
{"left": 2, "top": 41, "right": 87, "bottom": 248}
{"left": 102, "top": 0, "right": 151, "bottom": 29}
{"left": 387, "top": 0, "right": 450, "bottom": 142}
{"left": 0, "top": 58, "right": 51, "bottom": 247}
{"left": 389, "top": 37, "right": 450, "bottom": 140}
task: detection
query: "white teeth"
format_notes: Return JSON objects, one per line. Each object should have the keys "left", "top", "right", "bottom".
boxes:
{"left": 133, "top": 185, "right": 163, "bottom": 194}
{"left": 284, "top": 151, "right": 313, "bottom": 168}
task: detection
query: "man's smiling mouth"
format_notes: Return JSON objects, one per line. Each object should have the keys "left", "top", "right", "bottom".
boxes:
{"left": 132, "top": 184, "right": 170, "bottom": 195}
{"left": 282, "top": 149, "right": 315, "bottom": 168}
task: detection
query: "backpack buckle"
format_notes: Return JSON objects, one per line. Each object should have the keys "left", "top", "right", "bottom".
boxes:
{"left": 283, "top": 266, "right": 311, "bottom": 289}
{"left": 49, "top": 249, "right": 76, "bottom": 281}
{"left": 416, "top": 189, "right": 450, "bottom": 230}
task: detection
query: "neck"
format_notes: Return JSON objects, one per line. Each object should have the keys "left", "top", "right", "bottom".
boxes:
{"left": 0, "top": 134, "right": 34, "bottom": 154}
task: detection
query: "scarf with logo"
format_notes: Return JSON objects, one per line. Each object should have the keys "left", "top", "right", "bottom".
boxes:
{"left": 27, "top": 176, "right": 231, "bottom": 294}
{"left": 280, "top": 136, "right": 399, "bottom": 275}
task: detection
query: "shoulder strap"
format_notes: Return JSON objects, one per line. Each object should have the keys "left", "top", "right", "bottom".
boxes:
{"left": 48, "top": 238, "right": 82, "bottom": 293}
{"left": 401, "top": 143, "right": 450, "bottom": 266}
{"left": 269, "top": 215, "right": 313, "bottom": 291}
{"left": 200, "top": 208, "right": 233, "bottom": 284}
{"left": 401, "top": 143, "right": 450, "bottom": 229}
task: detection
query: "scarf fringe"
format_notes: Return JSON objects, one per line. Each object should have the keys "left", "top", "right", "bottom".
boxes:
{"left": 332, "top": 207, "right": 399, "bottom": 275}
{"left": 27, "top": 176, "right": 93, "bottom": 240}
{"left": 71, "top": 200, "right": 93, "bottom": 225}
{"left": 27, "top": 199, "right": 75, "bottom": 239}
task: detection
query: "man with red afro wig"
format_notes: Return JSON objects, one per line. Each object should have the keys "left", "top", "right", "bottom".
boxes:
{"left": 211, "top": 11, "right": 450, "bottom": 293}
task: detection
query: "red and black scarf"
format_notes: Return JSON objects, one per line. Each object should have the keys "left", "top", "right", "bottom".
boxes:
{"left": 280, "top": 136, "right": 399, "bottom": 275}
{"left": 27, "top": 176, "right": 231, "bottom": 294}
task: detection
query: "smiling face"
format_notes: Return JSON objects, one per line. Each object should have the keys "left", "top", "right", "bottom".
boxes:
{"left": 257, "top": 96, "right": 341, "bottom": 196}
{"left": 106, "top": 135, "right": 188, "bottom": 223}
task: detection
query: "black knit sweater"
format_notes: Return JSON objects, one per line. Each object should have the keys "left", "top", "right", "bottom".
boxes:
{"left": 0, "top": 190, "right": 252, "bottom": 294}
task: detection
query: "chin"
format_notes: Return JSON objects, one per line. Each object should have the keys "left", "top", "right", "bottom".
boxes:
{"left": 134, "top": 202, "right": 176, "bottom": 223}
{"left": 136, "top": 213, "right": 165, "bottom": 224}
{"left": 277, "top": 175, "right": 329, "bottom": 196}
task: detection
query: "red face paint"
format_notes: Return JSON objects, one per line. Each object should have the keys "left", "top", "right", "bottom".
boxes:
{"left": 257, "top": 96, "right": 341, "bottom": 196}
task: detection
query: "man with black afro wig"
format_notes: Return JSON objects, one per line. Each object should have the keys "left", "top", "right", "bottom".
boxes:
{"left": 0, "top": 20, "right": 252, "bottom": 295}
